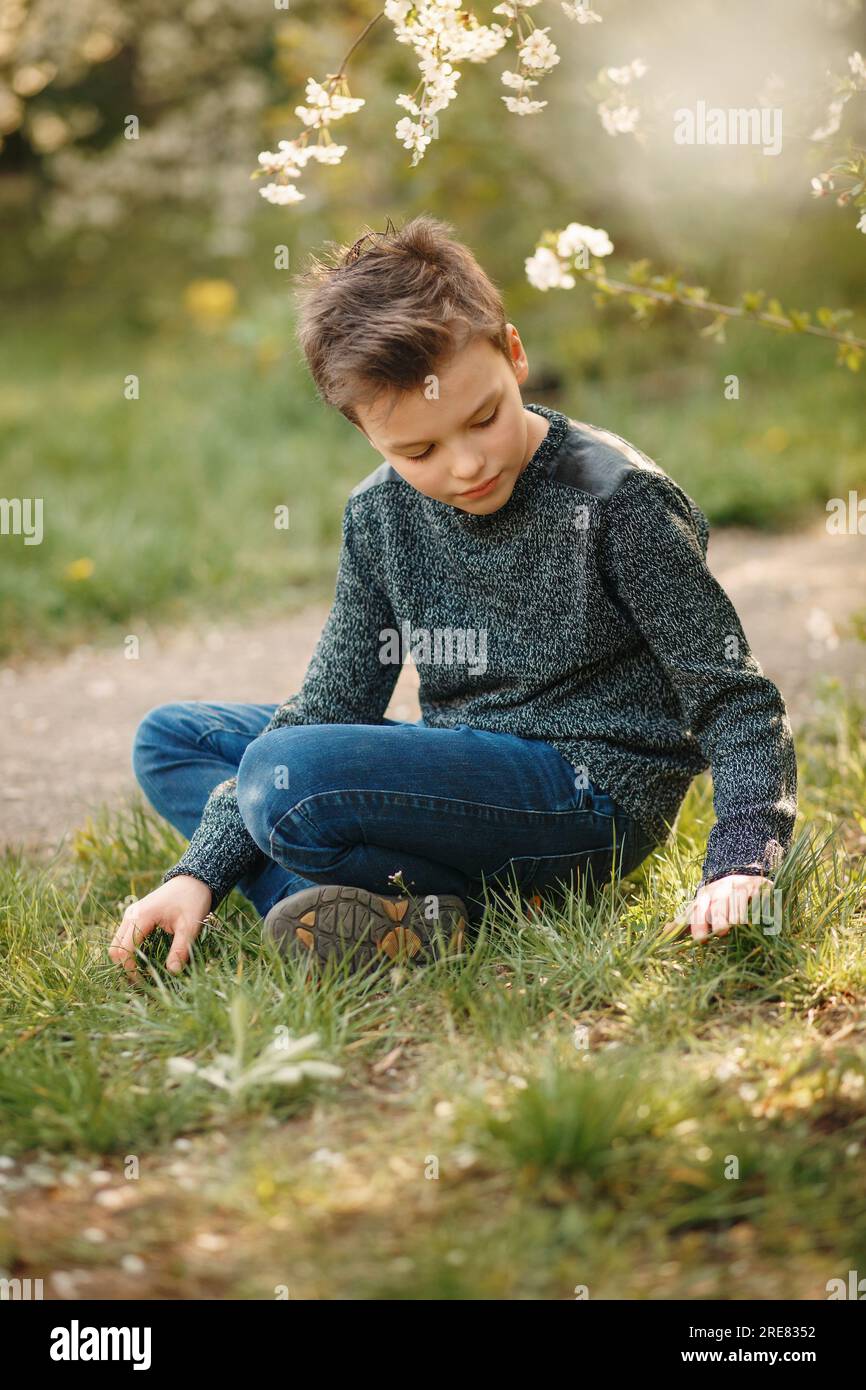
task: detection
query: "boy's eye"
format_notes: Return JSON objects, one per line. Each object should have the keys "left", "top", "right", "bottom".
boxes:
{"left": 404, "top": 406, "right": 499, "bottom": 461}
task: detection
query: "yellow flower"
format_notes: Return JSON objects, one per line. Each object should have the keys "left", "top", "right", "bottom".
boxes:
{"left": 762, "top": 426, "right": 789, "bottom": 454}
{"left": 183, "top": 279, "right": 237, "bottom": 326}
{"left": 66, "top": 557, "right": 94, "bottom": 580}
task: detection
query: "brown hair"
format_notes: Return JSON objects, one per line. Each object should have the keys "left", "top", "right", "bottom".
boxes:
{"left": 291, "top": 214, "right": 511, "bottom": 429}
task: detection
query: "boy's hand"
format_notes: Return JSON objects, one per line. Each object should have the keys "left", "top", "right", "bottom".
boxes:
{"left": 109, "top": 876, "right": 213, "bottom": 981}
{"left": 664, "top": 873, "right": 775, "bottom": 943}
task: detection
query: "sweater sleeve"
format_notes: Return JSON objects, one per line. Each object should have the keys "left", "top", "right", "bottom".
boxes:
{"left": 161, "top": 498, "right": 400, "bottom": 909}
{"left": 598, "top": 469, "right": 797, "bottom": 889}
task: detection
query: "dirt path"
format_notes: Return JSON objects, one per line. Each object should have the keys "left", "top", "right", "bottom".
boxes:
{"left": 1, "top": 520, "right": 864, "bottom": 860}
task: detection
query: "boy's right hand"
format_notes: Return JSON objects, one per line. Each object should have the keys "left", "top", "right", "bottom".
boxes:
{"left": 108, "top": 876, "right": 213, "bottom": 981}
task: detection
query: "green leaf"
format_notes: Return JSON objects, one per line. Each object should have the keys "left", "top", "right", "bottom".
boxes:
{"left": 699, "top": 313, "right": 727, "bottom": 343}
{"left": 625, "top": 258, "right": 652, "bottom": 284}
{"left": 740, "top": 290, "right": 766, "bottom": 314}
{"left": 837, "top": 341, "right": 864, "bottom": 371}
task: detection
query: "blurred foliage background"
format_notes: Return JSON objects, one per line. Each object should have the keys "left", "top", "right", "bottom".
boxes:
{"left": 1, "top": 0, "right": 865, "bottom": 661}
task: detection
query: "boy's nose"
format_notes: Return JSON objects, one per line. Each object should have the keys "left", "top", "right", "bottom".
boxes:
{"left": 450, "top": 453, "right": 487, "bottom": 481}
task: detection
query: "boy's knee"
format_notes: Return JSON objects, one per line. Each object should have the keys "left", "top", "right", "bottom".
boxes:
{"left": 131, "top": 701, "right": 202, "bottom": 780}
{"left": 236, "top": 724, "right": 345, "bottom": 850}
{"left": 236, "top": 733, "right": 284, "bottom": 848}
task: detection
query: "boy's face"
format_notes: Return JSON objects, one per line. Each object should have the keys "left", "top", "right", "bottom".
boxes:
{"left": 351, "top": 325, "right": 549, "bottom": 514}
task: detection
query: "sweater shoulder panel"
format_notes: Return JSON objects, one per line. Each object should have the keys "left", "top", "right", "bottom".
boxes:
{"left": 349, "top": 460, "right": 406, "bottom": 500}
{"left": 546, "top": 419, "right": 666, "bottom": 500}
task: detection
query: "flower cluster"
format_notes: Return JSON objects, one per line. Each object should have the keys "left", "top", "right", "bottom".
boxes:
{"left": 561, "top": 1, "right": 602, "bottom": 22}
{"left": 493, "top": 1, "right": 562, "bottom": 116}
{"left": 809, "top": 50, "right": 866, "bottom": 141}
{"left": 258, "top": 1, "right": 603, "bottom": 198}
{"left": 525, "top": 220, "right": 614, "bottom": 289}
{"left": 388, "top": 0, "right": 508, "bottom": 163}
{"left": 809, "top": 52, "right": 866, "bottom": 236}
{"left": 595, "top": 57, "right": 647, "bottom": 136}
{"left": 257, "top": 76, "right": 361, "bottom": 204}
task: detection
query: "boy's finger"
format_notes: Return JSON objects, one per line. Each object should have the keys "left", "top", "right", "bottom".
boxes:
{"left": 108, "top": 919, "right": 137, "bottom": 969}
{"left": 165, "top": 925, "right": 195, "bottom": 975}
{"left": 709, "top": 893, "right": 731, "bottom": 936}
{"left": 690, "top": 895, "right": 712, "bottom": 942}
{"left": 729, "top": 883, "right": 754, "bottom": 925}
{"left": 111, "top": 913, "right": 156, "bottom": 975}
{"left": 108, "top": 911, "right": 139, "bottom": 960}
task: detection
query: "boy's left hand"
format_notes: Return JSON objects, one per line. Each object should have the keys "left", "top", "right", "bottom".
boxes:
{"left": 665, "top": 873, "right": 775, "bottom": 943}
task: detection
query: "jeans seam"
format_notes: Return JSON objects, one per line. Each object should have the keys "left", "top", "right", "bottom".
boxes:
{"left": 266, "top": 791, "right": 630, "bottom": 861}
{"left": 278, "top": 786, "right": 613, "bottom": 827}
{"left": 268, "top": 799, "right": 320, "bottom": 860}
{"left": 194, "top": 723, "right": 239, "bottom": 749}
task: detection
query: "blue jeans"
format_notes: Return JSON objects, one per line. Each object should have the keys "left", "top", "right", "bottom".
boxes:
{"left": 132, "top": 701, "right": 658, "bottom": 925}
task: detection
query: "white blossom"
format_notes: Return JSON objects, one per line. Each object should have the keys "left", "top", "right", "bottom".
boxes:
{"left": 307, "top": 143, "right": 348, "bottom": 165}
{"left": 809, "top": 52, "right": 865, "bottom": 143}
{"left": 502, "top": 95, "right": 548, "bottom": 114}
{"left": 525, "top": 246, "right": 576, "bottom": 290}
{"left": 810, "top": 94, "right": 848, "bottom": 141}
{"left": 395, "top": 116, "right": 435, "bottom": 154}
{"left": 526, "top": 221, "right": 613, "bottom": 292}
{"left": 561, "top": 1, "right": 602, "bottom": 21}
{"left": 518, "top": 28, "right": 560, "bottom": 73}
{"left": 501, "top": 69, "right": 539, "bottom": 90}
{"left": 258, "top": 182, "right": 305, "bottom": 204}
{"left": 556, "top": 221, "right": 614, "bottom": 258}
{"left": 596, "top": 58, "right": 646, "bottom": 136}
{"left": 605, "top": 59, "right": 648, "bottom": 85}
{"left": 810, "top": 173, "right": 834, "bottom": 196}
{"left": 493, "top": 1, "right": 543, "bottom": 19}
{"left": 295, "top": 78, "right": 365, "bottom": 129}
{"left": 599, "top": 101, "right": 640, "bottom": 135}
{"left": 385, "top": 0, "right": 415, "bottom": 21}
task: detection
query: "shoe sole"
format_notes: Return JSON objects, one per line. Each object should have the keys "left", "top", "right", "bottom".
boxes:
{"left": 262, "top": 884, "right": 469, "bottom": 974}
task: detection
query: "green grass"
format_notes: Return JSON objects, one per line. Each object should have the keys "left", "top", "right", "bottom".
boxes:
{"left": 1, "top": 676, "right": 865, "bottom": 1299}
{"left": 1, "top": 293, "right": 864, "bottom": 663}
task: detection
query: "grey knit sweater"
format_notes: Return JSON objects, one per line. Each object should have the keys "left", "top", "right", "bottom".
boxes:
{"left": 162, "top": 403, "right": 797, "bottom": 910}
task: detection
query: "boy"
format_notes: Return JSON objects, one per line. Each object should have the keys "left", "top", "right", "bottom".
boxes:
{"left": 110, "top": 215, "right": 797, "bottom": 981}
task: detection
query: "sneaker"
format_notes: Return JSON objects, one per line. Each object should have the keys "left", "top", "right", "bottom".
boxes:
{"left": 262, "top": 884, "right": 469, "bottom": 974}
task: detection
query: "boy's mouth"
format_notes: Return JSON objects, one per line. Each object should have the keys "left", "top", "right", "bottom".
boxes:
{"left": 458, "top": 470, "right": 502, "bottom": 500}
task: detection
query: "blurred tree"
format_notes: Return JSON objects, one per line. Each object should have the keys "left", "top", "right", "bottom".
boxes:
{"left": 0, "top": 0, "right": 375, "bottom": 256}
